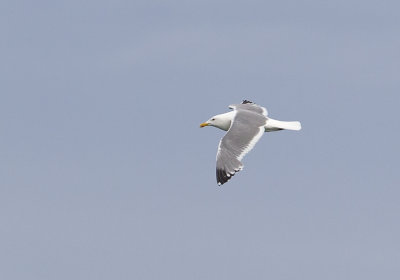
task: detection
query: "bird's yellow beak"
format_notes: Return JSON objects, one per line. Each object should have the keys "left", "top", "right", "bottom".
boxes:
{"left": 200, "top": 122, "right": 209, "bottom": 128}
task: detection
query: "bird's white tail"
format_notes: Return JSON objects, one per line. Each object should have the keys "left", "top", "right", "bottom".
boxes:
{"left": 265, "top": 118, "right": 302, "bottom": 132}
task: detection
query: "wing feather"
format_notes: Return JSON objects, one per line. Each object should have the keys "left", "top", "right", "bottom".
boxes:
{"left": 216, "top": 110, "right": 267, "bottom": 185}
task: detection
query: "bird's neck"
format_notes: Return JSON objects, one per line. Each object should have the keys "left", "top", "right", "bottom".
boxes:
{"left": 214, "top": 111, "right": 235, "bottom": 131}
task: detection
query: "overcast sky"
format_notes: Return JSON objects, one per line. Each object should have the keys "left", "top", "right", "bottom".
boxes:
{"left": 1, "top": 1, "right": 400, "bottom": 279}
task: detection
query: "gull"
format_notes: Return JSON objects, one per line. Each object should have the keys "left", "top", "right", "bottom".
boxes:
{"left": 200, "top": 100, "right": 301, "bottom": 185}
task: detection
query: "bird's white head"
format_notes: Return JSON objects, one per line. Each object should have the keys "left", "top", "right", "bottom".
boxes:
{"left": 199, "top": 112, "right": 234, "bottom": 131}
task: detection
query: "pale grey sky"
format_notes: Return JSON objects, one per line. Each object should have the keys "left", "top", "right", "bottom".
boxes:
{"left": 1, "top": 1, "right": 400, "bottom": 279}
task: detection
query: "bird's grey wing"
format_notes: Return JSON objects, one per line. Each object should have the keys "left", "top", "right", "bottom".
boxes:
{"left": 228, "top": 100, "right": 268, "bottom": 116}
{"left": 216, "top": 110, "right": 267, "bottom": 185}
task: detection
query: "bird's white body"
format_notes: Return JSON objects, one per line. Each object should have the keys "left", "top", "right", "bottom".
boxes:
{"left": 208, "top": 111, "right": 301, "bottom": 132}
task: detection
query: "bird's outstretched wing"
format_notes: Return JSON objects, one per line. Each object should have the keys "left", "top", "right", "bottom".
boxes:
{"left": 216, "top": 109, "right": 267, "bottom": 185}
{"left": 229, "top": 100, "right": 268, "bottom": 116}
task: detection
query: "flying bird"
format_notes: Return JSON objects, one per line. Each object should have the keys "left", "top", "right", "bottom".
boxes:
{"left": 200, "top": 100, "right": 301, "bottom": 185}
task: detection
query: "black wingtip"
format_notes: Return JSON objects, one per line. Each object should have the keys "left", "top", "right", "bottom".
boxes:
{"left": 216, "top": 168, "right": 237, "bottom": 186}
{"left": 242, "top": 100, "right": 255, "bottom": 104}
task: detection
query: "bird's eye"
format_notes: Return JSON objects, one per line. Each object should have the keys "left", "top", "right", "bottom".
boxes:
{"left": 211, "top": 118, "right": 215, "bottom": 121}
